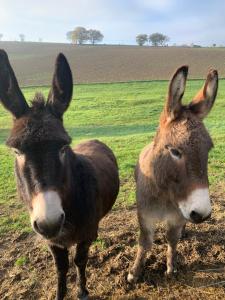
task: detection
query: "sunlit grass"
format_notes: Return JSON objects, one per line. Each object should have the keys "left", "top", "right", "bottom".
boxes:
{"left": 0, "top": 79, "right": 225, "bottom": 234}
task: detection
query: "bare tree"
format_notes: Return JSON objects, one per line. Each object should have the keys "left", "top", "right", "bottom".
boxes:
{"left": 88, "top": 29, "right": 104, "bottom": 44}
{"left": 66, "top": 31, "right": 73, "bottom": 43}
{"left": 149, "top": 33, "right": 169, "bottom": 46}
{"left": 67, "top": 27, "right": 104, "bottom": 45}
{"left": 69, "top": 27, "right": 88, "bottom": 44}
{"left": 136, "top": 34, "right": 148, "bottom": 46}
{"left": 0, "top": 34, "right": 3, "bottom": 41}
{"left": 19, "top": 34, "right": 25, "bottom": 42}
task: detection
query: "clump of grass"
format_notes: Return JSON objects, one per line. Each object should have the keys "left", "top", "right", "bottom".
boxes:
{"left": 40, "top": 244, "right": 49, "bottom": 253}
{"left": 93, "top": 238, "right": 106, "bottom": 250}
{"left": 15, "top": 256, "right": 28, "bottom": 267}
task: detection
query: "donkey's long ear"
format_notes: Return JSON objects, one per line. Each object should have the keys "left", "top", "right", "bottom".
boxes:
{"left": 189, "top": 69, "right": 218, "bottom": 119}
{"left": 47, "top": 53, "right": 73, "bottom": 118}
{"left": 165, "top": 65, "right": 188, "bottom": 121}
{"left": 0, "top": 49, "right": 29, "bottom": 118}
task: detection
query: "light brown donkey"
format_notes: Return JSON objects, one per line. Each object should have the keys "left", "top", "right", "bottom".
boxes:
{"left": 128, "top": 66, "right": 218, "bottom": 283}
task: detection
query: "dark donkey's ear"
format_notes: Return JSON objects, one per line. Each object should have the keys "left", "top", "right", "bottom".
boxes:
{"left": 189, "top": 69, "right": 218, "bottom": 119}
{"left": 47, "top": 53, "right": 73, "bottom": 118}
{"left": 0, "top": 49, "right": 29, "bottom": 118}
{"left": 165, "top": 65, "right": 188, "bottom": 121}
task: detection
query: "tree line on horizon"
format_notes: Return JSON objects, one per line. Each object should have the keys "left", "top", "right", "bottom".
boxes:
{"left": 0, "top": 30, "right": 221, "bottom": 48}
{"left": 136, "top": 33, "right": 169, "bottom": 46}
{"left": 67, "top": 27, "right": 104, "bottom": 45}
{"left": 0, "top": 34, "right": 43, "bottom": 43}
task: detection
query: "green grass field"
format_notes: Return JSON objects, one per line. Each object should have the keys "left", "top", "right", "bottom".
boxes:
{"left": 0, "top": 80, "right": 225, "bottom": 235}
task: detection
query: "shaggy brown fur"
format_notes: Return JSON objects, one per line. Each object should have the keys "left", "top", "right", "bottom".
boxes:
{"left": 0, "top": 49, "right": 119, "bottom": 300}
{"left": 128, "top": 66, "right": 218, "bottom": 283}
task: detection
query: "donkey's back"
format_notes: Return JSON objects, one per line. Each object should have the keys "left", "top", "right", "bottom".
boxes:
{"left": 74, "top": 139, "right": 119, "bottom": 217}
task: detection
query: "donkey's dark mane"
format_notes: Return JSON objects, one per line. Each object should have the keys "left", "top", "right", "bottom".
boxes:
{"left": 31, "top": 92, "right": 46, "bottom": 111}
{"left": 6, "top": 92, "right": 72, "bottom": 150}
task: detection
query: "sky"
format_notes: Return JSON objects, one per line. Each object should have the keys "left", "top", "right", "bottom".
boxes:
{"left": 0, "top": 0, "right": 224, "bottom": 46}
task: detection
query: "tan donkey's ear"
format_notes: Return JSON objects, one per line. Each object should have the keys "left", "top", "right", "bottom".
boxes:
{"left": 189, "top": 69, "right": 218, "bottom": 119}
{"left": 0, "top": 49, "right": 29, "bottom": 118}
{"left": 165, "top": 65, "right": 188, "bottom": 121}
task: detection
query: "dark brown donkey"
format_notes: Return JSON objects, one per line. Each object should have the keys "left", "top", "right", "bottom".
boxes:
{"left": 127, "top": 66, "right": 218, "bottom": 283}
{"left": 0, "top": 50, "right": 119, "bottom": 300}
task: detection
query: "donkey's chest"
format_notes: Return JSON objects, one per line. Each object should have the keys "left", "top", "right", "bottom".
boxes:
{"left": 49, "top": 230, "right": 76, "bottom": 248}
{"left": 142, "top": 205, "right": 184, "bottom": 227}
{"left": 48, "top": 221, "right": 98, "bottom": 248}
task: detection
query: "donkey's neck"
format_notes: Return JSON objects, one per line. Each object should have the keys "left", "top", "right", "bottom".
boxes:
{"left": 61, "top": 146, "right": 98, "bottom": 227}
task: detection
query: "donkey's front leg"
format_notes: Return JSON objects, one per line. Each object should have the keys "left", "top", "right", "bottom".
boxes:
{"left": 180, "top": 222, "right": 187, "bottom": 239}
{"left": 74, "top": 241, "right": 92, "bottom": 300}
{"left": 166, "top": 221, "right": 184, "bottom": 275}
{"left": 49, "top": 245, "right": 69, "bottom": 300}
{"left": 127, "top": 217, "right": 155, "bottom": 283}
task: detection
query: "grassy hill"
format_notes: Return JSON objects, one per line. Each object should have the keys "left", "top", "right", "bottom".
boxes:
{"left": 1, "top": 80, "right": 225, "bottom": 299}
{"left": 1, "top": 41, "right": 225, "bottom": 86}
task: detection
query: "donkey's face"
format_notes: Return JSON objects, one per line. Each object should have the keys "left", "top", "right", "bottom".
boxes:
{"left": 0, "top": 50, "right": 73, "bottom": 238}
{"left": 153, "top": 66, "right": 218, "bottom": 223}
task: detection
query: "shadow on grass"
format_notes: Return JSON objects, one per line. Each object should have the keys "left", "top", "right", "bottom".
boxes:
{"left": 0, "top": 124, "right": 156, "bottom": 146}
{"left": 67, "top": 123, "right": 157, "bottom": 140}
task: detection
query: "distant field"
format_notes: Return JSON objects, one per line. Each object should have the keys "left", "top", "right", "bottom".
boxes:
{"left": 1, "top": 41, "right": 225, "bottom": 86}
{"left": 1, "top": 80, "right": 225, "bottom": 299}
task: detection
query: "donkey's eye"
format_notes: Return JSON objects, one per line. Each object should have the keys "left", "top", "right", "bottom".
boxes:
{"left": 170, "top": 148, "right": 182, "bottom": 159}
{"left": 59, "top": 146, "right": 67, "bottom": 162}
{"left": 165, "top": 145, "right": 182, "bottom": 160}
{"left": 12, "top": 148, "right": 22, "bottom": 156}
{"left": 59, "top": 145, "right": 68, "bottom": 155}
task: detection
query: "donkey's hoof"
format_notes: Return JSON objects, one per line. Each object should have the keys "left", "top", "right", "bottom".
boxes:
{"left": 77, "top": 290, "right": 89, "bottom": 300}
{"left": 127, "top": 272, "right": 138, "bottom": 283}
{"left": 165, "top": 268, "right": 177, "bottom": 277}
{"left": 78, "top": 296, "right": 89, "bottom": 300}
{"left": 78, "top": 295, "right": 89, "bottom": 300}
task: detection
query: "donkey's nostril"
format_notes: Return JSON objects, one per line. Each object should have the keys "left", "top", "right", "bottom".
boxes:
{"left": 33, "top": 219, "right": 46, "bottom": 234}
{"left": 33, "top": 220, "right": 38, "bottom": 232}
{"left": 190, "top": 210, "right": 203, "bottom": 223}
{"left": 33, "top": 215, "right": 64, "bottom": 238}
{"left": 60, "top": 213, "right": 65, "bottom": 222}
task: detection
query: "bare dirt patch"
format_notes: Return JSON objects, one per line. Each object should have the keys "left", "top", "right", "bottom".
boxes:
{"left": 1, "top": 42, "right": 225, "bottom": 86}
{"left": 1, "top": 191, "right": 225, "bottom": 299}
